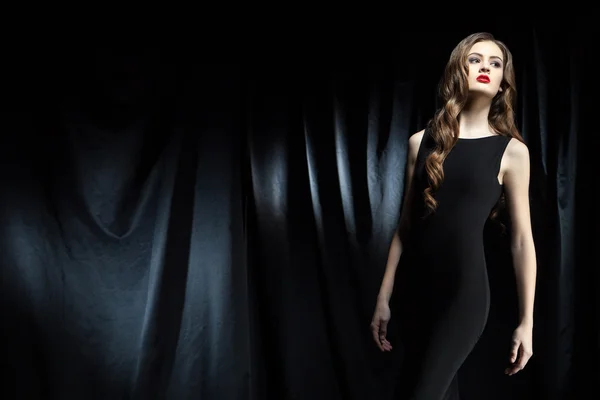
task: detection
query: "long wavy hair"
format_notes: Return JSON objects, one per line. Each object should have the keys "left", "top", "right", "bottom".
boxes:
{"left": 423, "top": 32, "right": 524, "bottom": 224}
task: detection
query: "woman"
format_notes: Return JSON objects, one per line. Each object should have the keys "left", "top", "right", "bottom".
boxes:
{"left": 370, "top": 32, "right": 536, "bottom": 399}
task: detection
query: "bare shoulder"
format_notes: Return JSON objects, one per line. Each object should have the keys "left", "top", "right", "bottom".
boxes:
{"left": 506, "top": 138, "right": 529, "bottom": 158}
{"left": 407, "top": 129, "right": 425, "bottom": 162}
{"left": 505, "top": 138, "right": 530, "bottom": 171}
{"left": 501, "top": 138, "right": 531, "bottom": 188}
{"left": 408, "top": 129, "right": 425, "bottom": 148}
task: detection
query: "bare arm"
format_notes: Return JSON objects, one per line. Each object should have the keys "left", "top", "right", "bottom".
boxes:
{"left": 502, "top": 138, "right": 536, "bottom": 374}
{"left": 371, "top": 130, "right": 423, "bottom": 351}
{"left": 377, "top": 130, "right": 423, "bottom": 304}
{"left": 502, "top": 139, "right": 537, "bottom": 326}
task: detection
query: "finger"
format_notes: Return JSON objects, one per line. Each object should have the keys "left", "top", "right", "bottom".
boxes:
{"left": 516, "top": 348, "right": 532, "bottom": 370}
{"left": 505, "top": 365, "right": 521, "bottom": 376}
{"left": 379, "top": 334, "right": 389, "bottom": 351}
{"left": 370, "top": 322, "right": 384, "bottom": 351}
{"left": 380, "top": 340, "right": 392, "bottom": 352}
{"left": 505, "top": 344, "right": 521, "bottom": 375}
{"left": 371, "top": 317, "right": 393, "bottom": 352}
{"left": 380, "top": 331, "right": 393, "bottom": 351}
{"left": 379, "top": 320, "right": 388, "bottom": 338}
{"left": 380, "top": 336, "right": 392, "bottom": 348}
{"left": 505, "top": 361, "right": 522, "bottom": 375}
{"left": 510, "top": 339, "right": 520, "bottom": 363}
{"left": 506, "top": 347, "right": 532, "bottom": 375}
{"left": 507, "top": 353, "right": 524, "bottom": 375}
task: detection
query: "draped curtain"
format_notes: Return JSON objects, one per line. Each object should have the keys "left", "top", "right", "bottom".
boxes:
{"left": 1, "top": 25, "right": 595, "bottom": 400}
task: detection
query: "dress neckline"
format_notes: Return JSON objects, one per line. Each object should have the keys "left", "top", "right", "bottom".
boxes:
{"left": 457, "top": 135, "right": 502, "bottom": 141}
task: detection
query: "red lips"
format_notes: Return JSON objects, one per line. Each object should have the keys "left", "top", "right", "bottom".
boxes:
{"left": 476, "top": 74, "right": 490, "bottom": 83}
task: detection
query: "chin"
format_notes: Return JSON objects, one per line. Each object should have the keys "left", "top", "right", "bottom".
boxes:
{"left": 467, "top": 87, "right": 498, "bottom": 99}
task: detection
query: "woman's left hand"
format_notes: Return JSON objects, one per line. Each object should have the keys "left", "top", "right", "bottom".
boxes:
{"left": 505, "top": 323, "right": 533, "bottom": 376}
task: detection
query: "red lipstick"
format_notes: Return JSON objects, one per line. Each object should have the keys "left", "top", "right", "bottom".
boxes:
{"left": 476, "top": 74, "right": 490, "bottom": 83}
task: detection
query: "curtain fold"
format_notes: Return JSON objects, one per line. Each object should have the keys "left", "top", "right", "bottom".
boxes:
{"left": 0, "top": 26, "right": 595, "bottom": 400}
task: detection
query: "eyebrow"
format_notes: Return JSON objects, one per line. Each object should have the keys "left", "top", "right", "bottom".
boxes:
{"left": 468, "top": 52, "right": 503, "bottom": 62}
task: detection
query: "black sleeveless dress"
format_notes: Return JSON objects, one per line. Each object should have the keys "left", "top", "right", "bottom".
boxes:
{"left": 392, "top": 128, "right": 512, "bottom": 400}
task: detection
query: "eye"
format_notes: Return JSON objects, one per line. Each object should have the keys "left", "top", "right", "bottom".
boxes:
{"left": 491, "top": 61, "right": 502, "bottom": 68}
{"left": 468, "top": 57, "right": 480, "bottom": 64}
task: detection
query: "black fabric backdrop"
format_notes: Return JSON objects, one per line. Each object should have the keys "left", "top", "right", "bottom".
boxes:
{"left": 1, "top": 25, "right": 596, "bottom": 400}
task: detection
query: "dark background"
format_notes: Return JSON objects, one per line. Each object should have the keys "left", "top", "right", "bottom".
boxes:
{"left": 1, "top": 23, "right": 596, "bottom": 399}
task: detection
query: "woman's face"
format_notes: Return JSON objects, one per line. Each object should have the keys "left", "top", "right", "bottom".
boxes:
{"left": 466, "top": 40, "right": 504, "bottom": 98}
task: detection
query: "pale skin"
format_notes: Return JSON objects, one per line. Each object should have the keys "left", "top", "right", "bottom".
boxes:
{"left": 370, "top": 40, "right": 536, "bottom": 376}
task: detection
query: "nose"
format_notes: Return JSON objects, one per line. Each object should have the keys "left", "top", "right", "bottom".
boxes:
{"left": 479, "top": 62, "right": 490, "bottom": 72}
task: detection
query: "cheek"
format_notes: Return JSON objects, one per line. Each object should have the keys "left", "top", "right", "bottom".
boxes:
{"left": 468, "top": 65, "right": 479, "bottom": 77}
{"left": 495, "top": 73, "right": 504, "bottom": 88}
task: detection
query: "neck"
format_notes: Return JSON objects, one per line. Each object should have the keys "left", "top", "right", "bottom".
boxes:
{"left": 458, "top": 96, "right": 493, "bottom": 137}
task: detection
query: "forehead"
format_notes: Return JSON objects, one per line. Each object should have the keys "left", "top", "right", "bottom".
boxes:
{"left": 468, "top": 41, "right": 503, "bottom": 58}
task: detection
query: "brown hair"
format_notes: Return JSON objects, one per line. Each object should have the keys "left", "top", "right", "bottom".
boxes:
{"left": 423, "top": 32, "right": 524, "bottom": 222}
